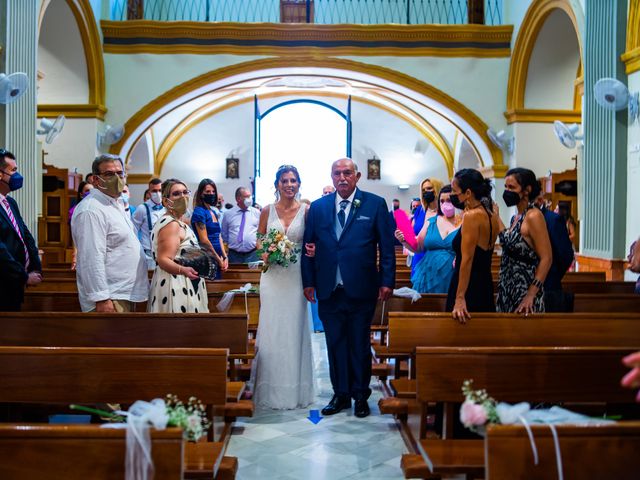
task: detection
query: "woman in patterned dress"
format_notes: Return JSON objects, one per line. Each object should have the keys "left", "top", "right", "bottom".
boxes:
{"left": 148, "top": 178, "right": 209, "bottom": 314}
{"left": 496, "top": 168, "right": 552, "bottom": 314}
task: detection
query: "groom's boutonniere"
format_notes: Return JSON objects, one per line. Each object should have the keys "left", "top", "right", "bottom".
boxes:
{"left": 353, "top": 199, "right": 361, "bottom": 209}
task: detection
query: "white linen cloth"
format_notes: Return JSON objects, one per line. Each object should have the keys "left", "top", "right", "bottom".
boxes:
{"left": 71, "top": 189, "right": 149, "bottom": 312}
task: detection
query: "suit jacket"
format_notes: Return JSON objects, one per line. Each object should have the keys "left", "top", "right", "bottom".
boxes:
{"left": 302, "top": 188, "right": 396, "bottom": 301}
{"left": 541, "top": 206, "right": 574, "bottom": 291}
{"left": 0, "top": 195, "right": 41, "bottom": 304}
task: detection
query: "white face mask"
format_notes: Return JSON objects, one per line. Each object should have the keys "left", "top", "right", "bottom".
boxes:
{"left": 243, "top": 197, "right": 252, "bottom": 208}
{"left": 150, "top": 191, "right": 162, "bottom": 204}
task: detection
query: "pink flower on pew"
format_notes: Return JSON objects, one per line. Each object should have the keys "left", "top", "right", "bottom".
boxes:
{"left": 460, "top": 400, "right": 487, "bottom": 427}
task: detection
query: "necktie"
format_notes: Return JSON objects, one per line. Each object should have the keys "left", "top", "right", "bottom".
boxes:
{"left": 237, "top": 209, "right": 247, "bottom": 243}
{"left": 1, "top": 197, "right": 30, "bottom": 268}
{"left": 338, "top": 200, "right": 349, "bottom": 228}
{"left": 151, "top": 204, "right": 163, "bottom": 211}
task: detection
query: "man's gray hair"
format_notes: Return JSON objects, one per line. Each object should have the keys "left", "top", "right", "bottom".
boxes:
{"left": 92, "top": 154, "right": 124, "bottom": 175}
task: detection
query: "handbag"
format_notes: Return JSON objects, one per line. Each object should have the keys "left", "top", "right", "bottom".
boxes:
{"left": 174, "top": 246, "right": 217, "bottom": 281}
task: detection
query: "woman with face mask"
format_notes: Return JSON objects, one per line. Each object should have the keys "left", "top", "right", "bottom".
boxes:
{"left": 447, "top": 169, "right": 501, "bottom": 322}
{"left": 148, "top": 178, "right": 209, "bottom": 313}
{"left": 190, "top": 178, "right": 228, "bottom": 279}
{"left": 495, "top": 168, "right": 552, "bottom": 315}
{"left": 409, "top": 178, "right": 443, "bottom": 274}
{"left": 396, "top": 185, "right": 460, "bottom": 293}
{"left": 68, "top": 180, "right": 94, "bottom": 222}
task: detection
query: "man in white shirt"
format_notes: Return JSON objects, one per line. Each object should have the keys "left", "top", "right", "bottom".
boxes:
{"left": 71, "top": 154, "right": 148, "bottom": 312}
{"left": 221, "top": 187, "right": 260, "bottom": 264}
{"left": 132, "top": 177, "right": 165, "bottom": 268}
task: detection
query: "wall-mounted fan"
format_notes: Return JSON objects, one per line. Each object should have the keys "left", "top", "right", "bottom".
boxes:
{"left": 553, "top": 121, "right": 583, "bottom": 149}
{"left": 593, "top": 78, "right": 639, "bottom": 122}
{"left": 97, "top": 124, "right": 125, "bottom": 152}
{"left": 37, "top": 115, "right": 65, "bottom": 144}
{"left": 487, "top": 129, "right": 514, "bottom": 154}
{"left": 0, "top": 72, "right": 28, "bottom": 104}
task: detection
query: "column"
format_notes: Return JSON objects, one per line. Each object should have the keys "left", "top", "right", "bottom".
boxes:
{"left": 0, "top": 1, "right": 39, "bottom": 233}
{"left": 579, "top": 0, "right": 628, "bottom": 279}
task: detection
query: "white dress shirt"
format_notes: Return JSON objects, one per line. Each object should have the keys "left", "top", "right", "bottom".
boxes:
{"left": 132, "top": 199, "right": 166, "bottom": 253}
{"left": 71, "top": 189, "right": 149, "bottom": 312}
{"left": 334, "top": 189, "right": 357, "bottom": 287}
{"left": 221, "top": 205, "right": 261, "bottom": 252}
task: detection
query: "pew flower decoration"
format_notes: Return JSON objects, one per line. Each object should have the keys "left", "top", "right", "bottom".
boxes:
{"left": 460, "top": 379, "right": 500, "bottom": 432}
{"left": 256, "top": 228, "right": 300, "bottom": 273}
{"left": 70, "top": 394, "right": 210, "bottom": 442}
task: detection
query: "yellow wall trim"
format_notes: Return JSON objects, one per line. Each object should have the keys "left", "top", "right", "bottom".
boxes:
{"left": 154, "top": 90, "right": 455, "bottom": 178}
{"left": 39, "top": 0, "right": 106, "bottom": 112}
{"left": 624, "top": 0, "right": 640, "bottom": 73}
{"left": 110, "top": 57, "right": 503, "bottom": 170}
{"left": 504, "top": 108, "right": 581, "bottom": 124}
{"left": 127, "top": 173, "right": 154, "bottom": 184}
{"left": 622, "top": 47, "right": 640, "bottom": 75}
{"left": 101, "top": 21, "right": 512, "bottom": 57}
{"left": 38, "top": 104, "right": 107, "bottom": 120}
{"left": 506, "top": 0, "right": 583, "bottom": 113}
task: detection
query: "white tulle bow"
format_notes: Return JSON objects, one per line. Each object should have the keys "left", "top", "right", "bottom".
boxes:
{"left": 392, "top": 287, "right": 421, "bottom": 303}
{"left": 216, "top": 283, "right": 253, "bottom": 312}
{"left": 115, "top": 399, "right": 169, "bottom": 480}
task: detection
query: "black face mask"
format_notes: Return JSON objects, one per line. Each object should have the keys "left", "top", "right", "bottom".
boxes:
{"left": 449, "top": 194, "right": 465, "bottom": 210}
{"left": 393, "top": 205, "right": 399, "bottom": 211}
{"left": 422, "top": 191, "right": 435, "bottom": 204}
{"left": 502, "top": 190, "right": 521, "bottom": 207}
{"left": 203, "top": 193, "right": 217, "bottom": 205}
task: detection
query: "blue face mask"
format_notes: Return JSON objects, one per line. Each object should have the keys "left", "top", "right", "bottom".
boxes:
{"left": 1, "top": 170, "right": 23, "bottom": 191}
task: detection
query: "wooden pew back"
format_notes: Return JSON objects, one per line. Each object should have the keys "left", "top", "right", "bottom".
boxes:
{"left": 0, "top": 312, "right": 248, "bottom": 354}
{"left": 0, "top": 346, "right": 228, "bottom": 406}
{"left": 415, "top": 346, "right": 635, "bottom": 404}
{"left": 388, "top": 312, "right": 640, "bottom": 353}
{"left": 485, "top": 423, "right": 640, "bottom": 480}
{"left": 0, "top": 425, "right": 183, "bottom": 480}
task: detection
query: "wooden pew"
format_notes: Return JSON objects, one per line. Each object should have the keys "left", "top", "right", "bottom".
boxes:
{"left": 0, "top": 311, "right": 253, "bottom": 406}
{"left": 405, "top": 346, "right": 636, "bottom": 478}
{"left": 485, "top": 422, "right": 640, "bottom": 480}
{"left": 0, "top": 346, "right": 236, "bottom": 478}
{"left": 0, "top": 424, "right": 184, "bottom": 480}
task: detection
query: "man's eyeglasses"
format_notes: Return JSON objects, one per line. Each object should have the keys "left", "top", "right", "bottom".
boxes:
{"left": 99, "top": 171, "right": 126, "bottom": 179}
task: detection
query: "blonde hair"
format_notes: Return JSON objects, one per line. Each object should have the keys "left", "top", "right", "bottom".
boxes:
{"left": 419, "top": 177, "right": 443, "bottom": 210}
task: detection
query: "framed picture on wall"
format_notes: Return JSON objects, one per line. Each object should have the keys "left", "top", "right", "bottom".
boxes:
{"left": 226, "top": 156, "right": 239, "bottom": 179}
{"left": 367, "top": 158, "right": 381, "bottom": 180}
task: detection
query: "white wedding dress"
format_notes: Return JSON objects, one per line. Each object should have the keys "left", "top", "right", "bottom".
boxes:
{"left": 251, "top": 203, "right": 315, "bottom": 409}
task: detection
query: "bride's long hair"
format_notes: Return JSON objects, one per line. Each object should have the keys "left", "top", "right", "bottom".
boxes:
{"left": 274, "top": 164, "right": 302, "bottom": 201}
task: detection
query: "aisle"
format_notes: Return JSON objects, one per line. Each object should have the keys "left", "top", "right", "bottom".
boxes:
{"left": 226, "top": 332, "right": 408, "bottom": 479}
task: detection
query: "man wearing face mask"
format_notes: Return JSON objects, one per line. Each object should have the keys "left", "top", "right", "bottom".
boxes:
{"left": 221, "top": 186, "right": 260, "bottom": 264}
{"left": 0, "top": 149, "right": 43, "bottom": 311}
{"left": 120, "top": 183, "right": 136, "bottom": 219}
{"left": 132, "top": 177, "right": 165, "bottom": 269}
{"left": 71, "top": 154, "right": 148, "bottom": 312}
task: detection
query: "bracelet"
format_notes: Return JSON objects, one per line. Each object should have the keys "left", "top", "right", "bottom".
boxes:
{"left": 531, "top": 278, "right": 543, "bottom": 289}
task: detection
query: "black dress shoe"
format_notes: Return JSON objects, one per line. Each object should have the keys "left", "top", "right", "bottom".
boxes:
{"left": 354, "top": 399, "right": 370, "bottom": 418}
{"left": 321, "top": 395, "right": 351, "bottom": 415}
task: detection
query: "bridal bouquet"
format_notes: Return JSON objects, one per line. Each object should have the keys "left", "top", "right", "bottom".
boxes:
{"left": 256, "top": 228, "right": 300, "bottom": 272}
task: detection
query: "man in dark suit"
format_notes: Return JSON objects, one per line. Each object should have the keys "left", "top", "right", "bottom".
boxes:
{"left": 0, "top": 149, "right": 42, "bottom": 311}
{"left": 302, "top": 158, "right": 395, "bottom": 418}
{"left": 535, "top": 195, "right": 574, "bottom": 312}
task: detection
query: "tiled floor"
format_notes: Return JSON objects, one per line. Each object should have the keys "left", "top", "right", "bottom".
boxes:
{"left": 226, "top": 332, "right": 409, "bottom": 479}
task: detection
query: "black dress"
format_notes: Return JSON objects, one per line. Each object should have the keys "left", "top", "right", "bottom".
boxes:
{"left": 446, "top": 208, "right": 495, "bottom": 312}
{"left": 496, "top": 205, "right": 544, "bottom": 313}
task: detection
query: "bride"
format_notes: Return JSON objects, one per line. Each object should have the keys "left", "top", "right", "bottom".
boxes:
{"left": 250, "top": 165, "right": 315, "bottom": 409}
